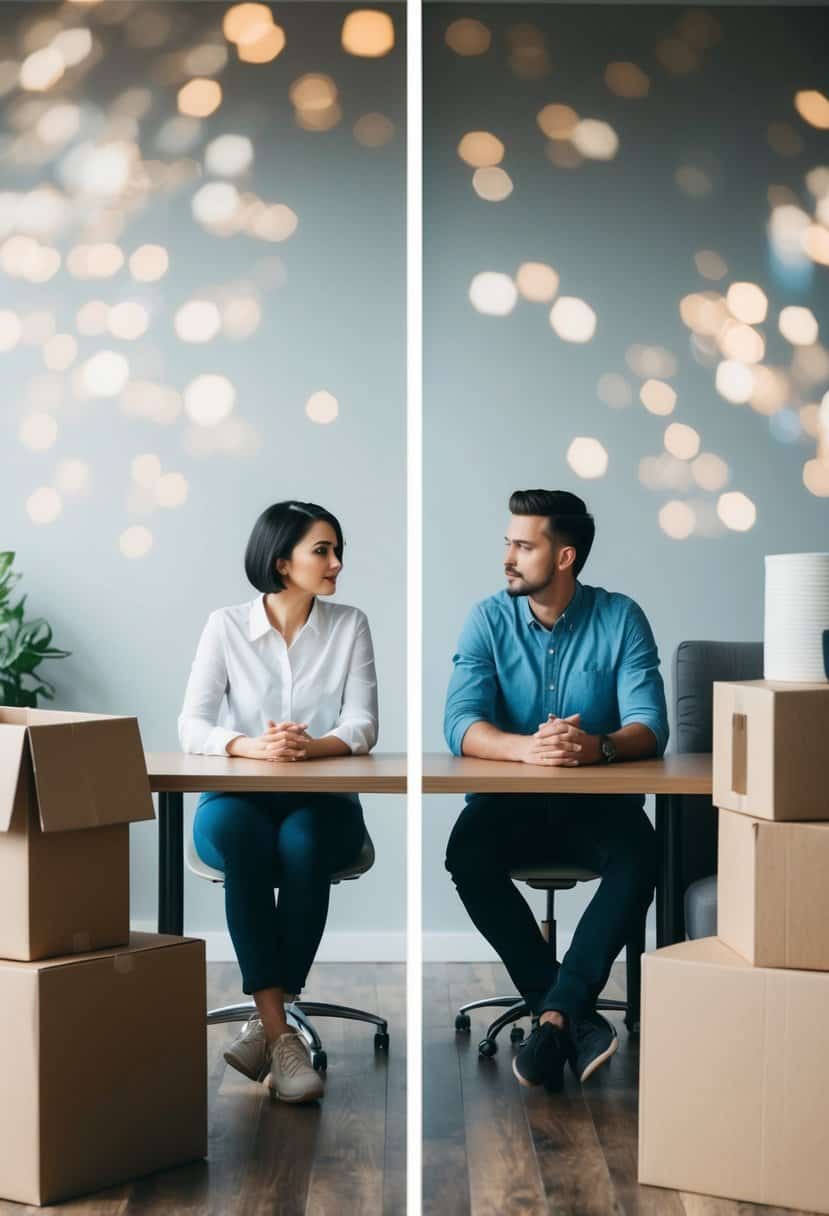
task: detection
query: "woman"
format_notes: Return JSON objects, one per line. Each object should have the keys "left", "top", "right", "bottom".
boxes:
{"left": 178, "top": 500, "right": 378, "bottom": 1104}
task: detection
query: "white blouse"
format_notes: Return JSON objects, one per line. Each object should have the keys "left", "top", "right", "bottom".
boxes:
{"left": 178, "top": 595, "right": 379, "bottom": 756}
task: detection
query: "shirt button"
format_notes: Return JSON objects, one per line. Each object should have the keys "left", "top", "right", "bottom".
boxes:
{"left": 548, "top": 648, "right": 555, "bottom": 655}
{"left": 549, "top": 684, "right": 555, "bottom": 691}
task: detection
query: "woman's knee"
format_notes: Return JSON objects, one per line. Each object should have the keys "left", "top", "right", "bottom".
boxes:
{"left": 277, "top": 802, "right": 362, "bottom": 874}
{"left": 194, "top": 796, "right": 268, "bottom": 869}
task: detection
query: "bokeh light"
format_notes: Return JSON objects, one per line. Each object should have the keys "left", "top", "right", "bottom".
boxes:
{"left": 567, "top": 436, "right": 608, "bottom": 479}
{"left": 82, "top": 350, "right": 130, "bottom": 396}
{"left": 26, "top": 487, "right": 62, "bottom": 525}
{"left": 184, "top": 373, "right": 236, "bottom": 427}
{"left": 692, "top": 453, "right": 730, "bottom": 491}
{"left": 177, "top": 78, "right": 222, "bottom": 118}
{"left": 803, "top": 459, "right": 829, "bottom": 497}
{"left": 794, "top": 90, "right": 829, "bottom": 130}
{"left": 305, "top": 391, "right": 339, "bottom": 424}
{"left": 353, "top": 113, "right": 395, "bottom": 148}
{"left": 664, "top": 422, "right": 701, "bottom": 460}
{"left": 572, "top": 119, "right": 618, "bottom": 160}
{"left": 675, "top": 165, "right": 712, "bottom": 197}
{"left": 341, "top": 11, "right": 394, "bottom": 58}
{"left": 458, "top": 131, "right": 504, "bottom": 168}
{"left": 726, "top": 282, "right": 768, "bottom": 324}
{"left": 778, "top": 306, "right": 818, "bottom": 346}
{"left": 19, "top": 413, "right": 58, "bottom": 451}
{"left": 626, "top": 345, "right": 677, "bottom": 378}
{"left": 205, "top": 134, "right": 254, "bottom": 176}
{"left": 659, "top": 501, "right": 695, "bottom": 540}
{"left": 108, "top": 301, "right": 149, "bottom": 341}
{"left": 715, "top": 360, "right": 753, "bottom": 404}
{"left": 445, "top": 18, "right": 491, "bottom": 56}
{"left": 238, "top": 25, "right": 286, "bottom": 65}
{"left": 597, "top": 373, "right": 632, "bottom": 408}
{"left": 472, "top": 167, "right": 513, "bottom": 202}
{"left": 131, "top": 453, "right": 162, "bottom": 489}
{"left": 175, "top": 299, "right": 221, "bottom": 343}
{"left": 515, "top": 262, "right": 559, "bottom": 303}
{"left": 549, "top": 297, "right": 596, "bottom": 343}
{"left": 129, "top": 244, "right": 169, "bottom": 281}
{"left": 717, "top": 492, "right": 756, "bottom": 531}
{"left": 119, "top": 525, "right": 153, "bottom": 559}
{"left": 640, "top": 379, "right": 677, "bottom": 415}
{"left": 469, "top": 272, "right": 518, "bottom": 317}
{"left": 604, "top": 62, "right": 650, "bottom": 99}
{"left": 55, "top": 459, "right": 90, "bottom": 496}
{"left": 43, "top": 333, "right": 77, "bottom": 370}
{"left": 155, "top": 472, "right": 189, "bottom": 508}
{"left": 537, "top": 104, "right": 578, "bottom": 140}
{"left": 695, "top": 250, "right": 728, "bottom": 280}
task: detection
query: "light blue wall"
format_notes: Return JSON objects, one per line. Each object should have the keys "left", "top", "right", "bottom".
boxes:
{"left": 0, "top": 2, "right": 406, "bottom": 945}
{"left": 424, "top": 3, "right": 829, "bottom": 950}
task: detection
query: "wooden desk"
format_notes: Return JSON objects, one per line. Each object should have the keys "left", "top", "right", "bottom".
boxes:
{"left": 146, "top": 753, "right": 407, "bottom": 935}
{"left": 421, "top": 753, "right": 713, "bottom": 948}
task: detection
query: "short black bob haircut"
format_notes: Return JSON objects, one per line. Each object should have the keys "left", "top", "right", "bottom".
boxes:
{"left": 509, "top": 489, "right": 596, "bottom": 578}
{"left": 244, "top": 501, "right": 344, "bottom": 594}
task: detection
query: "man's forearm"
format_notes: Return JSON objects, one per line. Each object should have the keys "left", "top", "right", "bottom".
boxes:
{"left": 605, "top": 722, "right": 658, "bottom": 761}
{"left": 461, "top": 720, "right": 527, "bottom": 762}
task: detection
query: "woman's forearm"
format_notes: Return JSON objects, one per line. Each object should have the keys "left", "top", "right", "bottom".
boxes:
{"left": 304, "top": 735, "right": 352, "bottom": 759}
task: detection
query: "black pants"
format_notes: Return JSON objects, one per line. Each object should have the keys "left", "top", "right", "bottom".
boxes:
{"left": 445, "top": 793, "right": 658, "bottom": 1024}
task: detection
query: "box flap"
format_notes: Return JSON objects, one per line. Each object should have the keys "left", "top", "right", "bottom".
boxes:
{"left": 27, "top": 718, "right": 154, "bottom": 832}
{"left": 0, "top": 726, "right": 28, "bottom": 833}
{"left": 0, "top": 931, "right": 203, "bottom": 973}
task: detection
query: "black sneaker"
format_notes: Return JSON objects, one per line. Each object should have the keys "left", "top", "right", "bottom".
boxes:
{"left": 569, "top": 1010, "right": 618, "bottom": 1083}
{"left": 512, "top": 1021, "right": 569, "bottom": 1092}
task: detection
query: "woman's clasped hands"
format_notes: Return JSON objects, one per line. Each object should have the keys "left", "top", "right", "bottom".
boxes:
{"left": 227, "top": 720, "right": 310, "bottom": 762}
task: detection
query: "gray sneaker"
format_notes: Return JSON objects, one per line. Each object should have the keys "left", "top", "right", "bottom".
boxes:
{"left": 223, "top": 1015, "right": 270, "bottom": 1082}
{"left": 268, "top": 1030, "right": 325, "bottom": 1103}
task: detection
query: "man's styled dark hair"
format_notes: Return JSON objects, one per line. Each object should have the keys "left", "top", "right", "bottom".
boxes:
{"left": 244, "top": 501, "right": 344, "bottom": 593}
{"left": 509, "top": 489, "right": 595, "bottom": 577}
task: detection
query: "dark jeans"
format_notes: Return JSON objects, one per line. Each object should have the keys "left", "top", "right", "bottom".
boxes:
{"left": 445, "top": 793, "right": 658, "bottom": 1025}
{"left": 194, "top": 791, "right": 365, "bottom": 996}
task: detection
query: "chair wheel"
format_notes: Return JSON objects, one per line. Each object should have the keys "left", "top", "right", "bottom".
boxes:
{"left": 478, "top": 1038, "right": 497, "bottom": 1058}
{"left": 312, "top": 1050, "right": 327, "bottom": 1072}
{"left": 510, "top": 1025, "right": 525, "bottom": 1043}
{"left": 374, "top": 1031, "right": 390, "bottom": 1052}
{"left": 455, "top": 1013, "right": 471, "bottom": 1032}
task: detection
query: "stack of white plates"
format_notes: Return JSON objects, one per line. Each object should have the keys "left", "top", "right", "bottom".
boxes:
{"left": 764, "top": 552, "right": 829, "bottom": 682}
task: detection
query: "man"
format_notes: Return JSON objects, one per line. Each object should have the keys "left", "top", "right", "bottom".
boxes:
{"left": 444, "top": 489, "right": 668, "bottom": 1092}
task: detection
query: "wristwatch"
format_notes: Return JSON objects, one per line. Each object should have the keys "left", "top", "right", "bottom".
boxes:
{"left": 598, "top": 734, "right": 617, "bottom": 764}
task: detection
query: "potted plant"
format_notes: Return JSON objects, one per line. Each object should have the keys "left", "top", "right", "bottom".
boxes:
{"left": 0, "top": 551, "right": 71, "bottom": 708}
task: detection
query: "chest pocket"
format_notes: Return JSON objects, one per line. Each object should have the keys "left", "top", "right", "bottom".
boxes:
{"left": 563, "top": 668, "right": 618, "bottom": 736}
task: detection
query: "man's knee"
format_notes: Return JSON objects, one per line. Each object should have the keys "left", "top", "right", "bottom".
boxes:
{"left": 445, "top": 811, "right": 502, "bottom": 884}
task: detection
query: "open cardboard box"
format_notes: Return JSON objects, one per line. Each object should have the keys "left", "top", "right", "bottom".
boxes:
{"left": 712, "top": 680, "right": 829, "bottom": 821}
{"left": 0, "top": 932, "right": 206, "bottom": 1206}
{"left": 0, "top": 708, "right": 154, "bottom": 960}
{"left": 639, "top": 937, "right": 829, "bottom": 1213}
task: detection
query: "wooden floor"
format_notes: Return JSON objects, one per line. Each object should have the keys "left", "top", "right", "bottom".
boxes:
{"left": 1, "top": 962, "right": 404, "bottom": 1216}
{"left": 424, "top": 961, "right": 808, "bottom": 1216}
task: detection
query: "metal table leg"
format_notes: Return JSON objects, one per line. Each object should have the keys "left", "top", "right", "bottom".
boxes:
{"left": 655, "top": 793, "right": 683, "bottom": 947}
{"left": 157, "top": 790, "right": 184, "bottom": 935}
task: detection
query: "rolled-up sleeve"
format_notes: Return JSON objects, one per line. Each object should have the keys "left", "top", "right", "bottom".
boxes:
{"left": 177, "top": 612, "right": 242, "bottom": 756}
{"left": 444, "top": 605, "right": 498, "bottom": 756}
{"left": 617, "top": 602, "right": 669, "bottom": 757}
{"left": 324, "top": 613, "right": 379, "bottom": 754}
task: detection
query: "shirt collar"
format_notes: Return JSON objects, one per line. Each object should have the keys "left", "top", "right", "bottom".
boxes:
{"left": 248, "top": 595, "right": 321, "bottom": 641}
{"left": 521, "top": 580, "right": 585, "bottom": 632}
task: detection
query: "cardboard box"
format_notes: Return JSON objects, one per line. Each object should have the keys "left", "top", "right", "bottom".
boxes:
{"left": 0, "top": 932, "right": 206, "bottom": 1206}
{"left": 712, "top": 680, "right": 829, "bottom": 820}
{"left": 0, "top": 708, "right": 155, "bottom": 960}
{"left": 718, "top": 808, "right": 829, "bottom": 969}
{"left": 639, "top": 937, "right": 829, "bottom": 1213}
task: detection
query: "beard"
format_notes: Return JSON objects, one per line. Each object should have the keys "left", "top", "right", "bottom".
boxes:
{"left": 505, "top": 569, "right": 557, "bottom": 598}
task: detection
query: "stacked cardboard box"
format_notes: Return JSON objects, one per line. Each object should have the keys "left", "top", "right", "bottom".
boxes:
{"left": 639, "top": 681, "right": 829, "bottom": 1214}
{"left": 0, "top": 709, "right": 207, "bottom": 1206}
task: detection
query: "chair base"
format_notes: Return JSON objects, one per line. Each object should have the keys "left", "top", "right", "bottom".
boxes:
{"left": 208, "top": 1000, "right": 390, "bottom": 1071}
{"left": 455, "top": 993, "right": 638, "bottom": 1057}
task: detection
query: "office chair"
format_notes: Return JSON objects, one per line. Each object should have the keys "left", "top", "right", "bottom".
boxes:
{"left": 454, "top": 867, "right": 645, "bottom": 1057}
{"left": 186, "top": 828, "right": 389, "bottom": 1072}
{"left": 674, "top": 640, "right": 763, "bottom": 940}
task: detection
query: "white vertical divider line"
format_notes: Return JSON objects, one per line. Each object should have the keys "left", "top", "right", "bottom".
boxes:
{"left": 405, "top": 0, "right": 423, "bottom": 1212}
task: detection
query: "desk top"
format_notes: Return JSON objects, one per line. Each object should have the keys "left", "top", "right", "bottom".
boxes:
{"left": 146, "top": 752, "right": 407, "bottom": 793}
{"left": 421, "top": 752, "right": 712, "bottom": 795}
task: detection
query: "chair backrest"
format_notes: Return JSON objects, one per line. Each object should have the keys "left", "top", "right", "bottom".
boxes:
{"left": 672, "top": 640, "right": 763, "bottom": 935}
{"left": 674, "top": 640, "right": 764, "bottom": 753}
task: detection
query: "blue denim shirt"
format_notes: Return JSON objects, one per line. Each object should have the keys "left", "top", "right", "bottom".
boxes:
{"left": 444, "top": 581, "right": 669, "bottom": 760}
